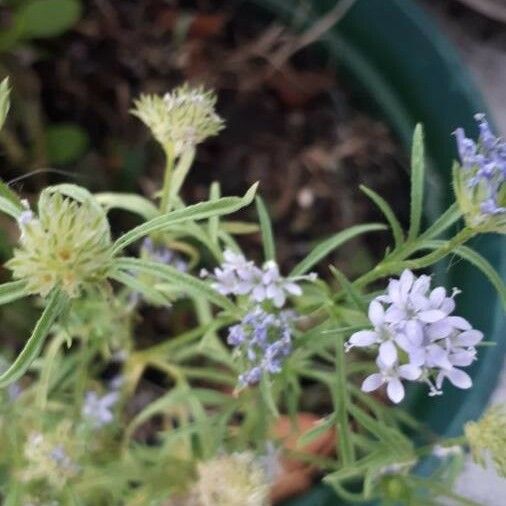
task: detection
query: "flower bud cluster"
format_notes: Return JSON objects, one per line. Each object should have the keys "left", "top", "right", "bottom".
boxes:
{"left": 454, "top": 114, "right": 506, "bottom": 231}
{"left": 131, "top": 84, "right": 224, "bottom": 156}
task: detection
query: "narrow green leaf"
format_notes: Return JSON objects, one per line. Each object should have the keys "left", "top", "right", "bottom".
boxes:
{"left": 0, "top": 289, "right": 66, "bottom": 387}
{"left": 0, "top": 195, "right": 23, "bottom": 220}
{"left": 0, "top": 280, "right": 28, "bottom": 306}
{"left": 350, "top": 405, "right": 412, "bottom": 452}
{"left": 95, "top": 192, "right": 158, "bottom": 220}
{"left": 0, "top": 77, "right": 11, "bottom": 131}
{"left": 0, "top": 175, "right": 23, "bottom": 212}
{"left": 110, "top": 269, "right": 170, "bottom": 306}
{"left": 208, "top": 182, "right": 221, "bottom": 245}
{"left": 360, "top": 185, "right": 404, "bottom": 248}
{"left": 420, "top": 202, "right": 461, "bottom": 240}
{"left": 256, "top": 196, "right": 276, "bottom": 262}
{"left": 419, "top": 240, "right": 506, "bottom": 310}
{"left": 329, "top": 265, "right": 366, "bottom": 311}
{"left": 115, "top": 257, "right": 238, "bottom": 314}
{"left": 297, "top": 415, "right": 335, "bottom": 448}
{"left": 222, "top": 221, "right": 259, "bottom": 235}
{"left": 260, "top": 374, "right": 279, "bottom": 418}
{"left": 113, "top": 183, "right": 258, "bottom": 254}
{"left": 408, "top": 124, "right": 425, "bottom": 241}
{"left": 290, "top": 223, "right": 386, "bottom": 276}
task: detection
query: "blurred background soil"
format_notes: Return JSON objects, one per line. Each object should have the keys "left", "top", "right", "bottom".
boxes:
{"left": 0, "top": 0, "right": 410, "bottom": 279}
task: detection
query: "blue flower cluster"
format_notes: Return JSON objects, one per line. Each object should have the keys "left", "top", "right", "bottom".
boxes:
{"left": 227, "top": 307, "right": 293, "bottom": 387}
{"left": 455, "top": 114, "right": 506, "bottom": 216}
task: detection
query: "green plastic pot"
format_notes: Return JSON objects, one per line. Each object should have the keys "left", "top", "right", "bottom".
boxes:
{"left": 234, "top": 0, "right": 506, "bottom": 504}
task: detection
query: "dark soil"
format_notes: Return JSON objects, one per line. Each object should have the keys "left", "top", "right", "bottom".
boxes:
{"left": 1, "top": 0, "right": 410, "bottom": 273}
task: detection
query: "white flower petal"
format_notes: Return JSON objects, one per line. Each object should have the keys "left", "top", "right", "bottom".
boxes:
{"left": 427, "top": 345, "right": 453, "bottom": 370}
{"left": 445, "top": 316, "right": 472, "bottom": 330}
{"left": 455, "top": 330, "right": 483, "bottom": 347}
{"left": 447, "top": 368, "right": 472, "bottom": 389}
{"left": 429, "top": 287, "right": 446, "bottom": 307}
{"left": 361, "top": 373, "right": 384, "bottom": 392}
{"left": 426, "top": 320, "right": 454, "bottom": 340}
{"left": 368, "top": 300, "right": 385, "bottom": 326}
{"left": 418, "top": 309, "right": 446, "bottom": 323}
{"left": 449, "top": 350, "right": 476, "bottom": 367}
{"left": 349, "top": 330, "right": 378, "bottom": 347}
{"left": 412, "top": 274, "right": 431, "bottom": 294}
{"left": 388, "top": 280, "right": 402, "bottom": 306}
{"left": 399, "top": 364, "right": 422, "bottom": 381}
{"left": 395, "top": 333, "right": 414, "bottom": 353}
{"left": 284, "top": 282, "right": 302, "bottom": 296}
{"left": 384, "top": 307, "right": 407, "bottom": 324}
{"left": 408, "top": 347, "right": 426, "bottom": 367}
{"left": 399, "top": 270, "right": 414, "bottom": 297}
{"left": 410, "top": 293, "right": 430, "bottom": 312}
{"left": 379, "top": 340, "right": 397, "bottom": 367}
{"left": 405, "top": 320, "right": 424, "bottom": 346}
{"left": 386, "top": 377, "right": 405, "bottom": 403}
{"left": 440, "top": 298, "right": 456, "bottom": 314}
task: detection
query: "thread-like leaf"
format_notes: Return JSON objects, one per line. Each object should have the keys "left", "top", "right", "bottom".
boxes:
{"left": 0, "top": 77, "right": 10, "bottom": 131}
{"left": 290, "top": 223, "right": 386, "bottom": 276}
{"left": 256, "top": 196, "right": 276, "bottom": 262}
{"left": 329, "top": 266, "right": 365, "bottom": 311}
{"left": 408, "top": 124, "right": 425, "bottom": 241}
{"left": 110, "top": 269, "right": 170, "bottom": 306}
{"left": 420, "top": 202, "right": 461, "bottom": 241}
{"left": 115, "top": 257, "right": 238, "bottom": 314}
{"left": 0, "top": 280, "right": 28, "bottom": 306}
{"left": 208, "top": 182, "right": 221, "bottom": 245}
{"left": 0, "top": 195, "right": 22, "bottom": 220}
{"left": 113, "top": 183, "right": 258, "bottom": 254}
{"left": 0, "top": 289, "right": 66, "bottom": 387}
{"left": 360, "top": 185, "right": 404, "bottom": 248}
{"left": 95, "top": 193, "right": 158, "bottom": 220}
{"left": 420, "top": 240, "right": 506, "bottom": 310}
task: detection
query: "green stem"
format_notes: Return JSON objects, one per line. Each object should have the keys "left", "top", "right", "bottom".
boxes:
{"left": 334, "top": 335, "right": 355, "bottom": 465}
{"left": 159, "top": 145, "right": 176, "bottom": 214}
{"left": 353, "top": 227, "right": 476, "bottom": 290}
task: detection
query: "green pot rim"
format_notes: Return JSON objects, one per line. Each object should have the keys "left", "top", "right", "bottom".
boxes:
{"left": 235, "top": 0, "right": 506, "bottom": 504}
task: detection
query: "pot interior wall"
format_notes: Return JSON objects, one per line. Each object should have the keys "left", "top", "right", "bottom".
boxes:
{"left": 236, "top": 0, "right": 506, "bottom": 504}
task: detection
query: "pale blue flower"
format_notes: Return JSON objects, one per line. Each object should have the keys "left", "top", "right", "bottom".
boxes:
{"left": 203, "top": 249, "right": 315, "bottom": 308}
{"left": 82, "top": 391, "right": 119, "bottom": 428}
{"left": 228, "top": 307, "right": 294, "bottom": 387}
{"left": 454, "top": 114, "right": 506, "bottom": 216}
{"left": 347, "top": 270, "right": 483, "bottom": 401}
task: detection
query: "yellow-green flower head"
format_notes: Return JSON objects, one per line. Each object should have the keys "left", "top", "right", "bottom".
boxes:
{"left": 131, "top": 83, "right": 225, "bottom": 156}
{"left": 465, "top": 404, "right": 506, "bottom": 477}
{"left": 21, "top": 422, "right": 80, "bottom": 490}
{"left": 7, "top": 189, "right": 113, "bottom": 298}
{"left": 195, "top": 452, "right": 269, "bottom": 506}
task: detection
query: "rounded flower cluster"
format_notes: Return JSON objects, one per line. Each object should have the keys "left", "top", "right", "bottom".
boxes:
{"left": 131, "top": 83, "right": 224, "bottom": 156}
{"left": 7, "top": 190, "right": 113, "bottom": 298}
{"left": 454, "top": 114, "right": 506, "bottom": 230}
{"left": 346, "top": 270, "right": 483, "bottom": 403}
{"left": 202, "top": 249, "right": 315, "bottom": 308}
{"left": 21, "top": 424, "right": 80, "bottom": 490}
{"left": 194, "top": 453, "right": 269, "bottom": 506}
{"left": 228, "top": 307, "right": 293, "bottom": 386}
{"left": 465, "top": 404, "right": 506, "bottom": 477}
